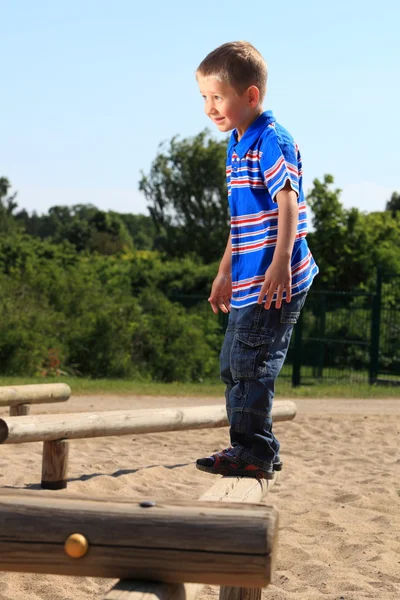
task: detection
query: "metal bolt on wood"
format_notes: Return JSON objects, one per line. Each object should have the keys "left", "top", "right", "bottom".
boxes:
{"left": 64, "top": 533, "right": 89, "bottom": 559}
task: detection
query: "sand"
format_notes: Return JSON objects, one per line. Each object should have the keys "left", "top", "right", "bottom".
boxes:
{"left": 0, "top": 395, "right": 399, "bottom": 600}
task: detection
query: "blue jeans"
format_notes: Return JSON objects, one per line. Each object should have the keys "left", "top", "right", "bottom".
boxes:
{"left": 220, "top": 291, "right": 308, "bottom": 472}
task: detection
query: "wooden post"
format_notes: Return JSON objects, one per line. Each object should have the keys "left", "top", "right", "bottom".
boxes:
{"left": 41, "top": 440, "right": 69, "bottom": 490}
{"left": 0, "top": 490, "right": 278, "bottom": 586}
{"left": 9, "top": 404, "right": 30, "bottom": 416}
{"left": 220, "top": 589, "right": 261, "bottom": 600}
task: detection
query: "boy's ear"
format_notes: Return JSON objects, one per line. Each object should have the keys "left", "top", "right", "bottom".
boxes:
{"left": 247, "top": 85, "right": 260, "bottom": 107}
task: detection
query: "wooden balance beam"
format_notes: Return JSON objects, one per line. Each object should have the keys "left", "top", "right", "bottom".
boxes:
{"left": 104, "top": 475, "right": 279, "bottom": 600}
{"left": 0, "top": 489, "right": 278, "bottom": 588}
{"left": 0, "top": 383, "right": 71, "bottom": 416}
{"left": 0, "top": 401, "right": 296, "bottom": 489}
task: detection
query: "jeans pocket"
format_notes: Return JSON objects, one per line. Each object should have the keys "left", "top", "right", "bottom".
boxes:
{"left": 230, "top": 330, "right": 274, "bottom": 379}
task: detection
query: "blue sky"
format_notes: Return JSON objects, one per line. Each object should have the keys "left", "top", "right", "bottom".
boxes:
{"left": 1, "top": 0, "right": 399, "bottom": 216}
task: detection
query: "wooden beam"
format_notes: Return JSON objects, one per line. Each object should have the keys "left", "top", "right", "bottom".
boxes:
{"left": 0, "top": 384, "right": 71, "bottom": 415}
{"left": 200, "top": 474, "right": 279, "bottom": 600}
{"left": 104, "top": 474, "right": 279, "bottom": 600}
{"left": 0, "top": 490, "right": 278, "bottom": 587}
{"left": 199, "top": 474, "right": 278, "bottom": 504}
{"left": 0, "top": 401, "right": 296, "bottom": 444}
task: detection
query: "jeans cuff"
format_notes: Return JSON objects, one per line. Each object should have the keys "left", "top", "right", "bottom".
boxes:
{"left": 230, "top": 445, "right": 273, "bottom": 472}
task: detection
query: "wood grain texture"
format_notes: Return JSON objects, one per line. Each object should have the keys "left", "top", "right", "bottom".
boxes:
{"left": 219, "top": 586, "right": 262, "bottom": 600}
{"left": 199, "top": 473, "right": 278, "bottom": 504}
{"left": 41, "top": 440, "right": 69, "bottom": 490}
{"left": 0, "top": 401, "right": 296, "bottom": 444}
{"left": 102, "top": 474, "right": 280, "bottom": 600}
{"left": 0, "top": 490, "right": 278, "bottom": 586}
{"left": 0, "top": 383, "right": 71, "bottom": 407}
{"left": 9, "top": 404, "right": 30, "bottom": 416}
{"left": 200, "top": 472, "right": 280, "bottom": 600}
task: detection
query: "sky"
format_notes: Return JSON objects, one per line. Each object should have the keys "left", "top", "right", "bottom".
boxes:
{"left": 1, "top": 0, "right": 399, "bottom": 217}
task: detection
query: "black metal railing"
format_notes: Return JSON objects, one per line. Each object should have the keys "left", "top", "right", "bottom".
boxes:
{"left": 171, "top": 270, "right": 400, "bottom": 387}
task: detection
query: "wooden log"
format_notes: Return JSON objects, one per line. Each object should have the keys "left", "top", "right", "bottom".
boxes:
{"left": 0, "top": 383, "right": 71, "bottom": 407}
{"left": 0, "top": 490, "right": 278, "bottom": 586}
{"left": 104, "top": 475, "right": 279, "bottom": 600}
{"left": 9, "top": 404, "right": 30, "bottom": 416}
{"left": 200, "top": 475, "right": 279, "bottom": 600}
{"left": 199, "top": 474, "right": 278, "bottom": 504}
{"left": 0, "top": 401, "right": 296, "bottom": 445}
{"left": 41, "top": 440, "right": 69, "bottom": 490}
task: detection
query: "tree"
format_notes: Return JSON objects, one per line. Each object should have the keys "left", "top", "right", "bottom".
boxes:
{"left": 17, "top": 203, "right": 134, "bottom": 254}
{"left": 116, "top": 213, "right": 157, "bottom": 250}
{"left": 139, "top": 129, "right": 230, "bottom": 263}
{"left": 307, "top": 175, "right": 400, "bottom": 290}
{"left": 386, "top": 191, "right": 400, "bottom": 216}
{"left": 307, "top": 175, "right": 373, "bottom": 289}
{"left": 0, "top": 177, "right": 20, "bottom": 234}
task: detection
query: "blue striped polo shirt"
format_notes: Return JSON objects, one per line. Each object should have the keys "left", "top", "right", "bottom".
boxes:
{"left": 227, "top": 110, "right": 318, "bottom": 309}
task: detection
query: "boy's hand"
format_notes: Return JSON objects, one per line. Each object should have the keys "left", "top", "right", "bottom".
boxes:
{"left": 257, "top": 260, "right": 292, "bottom": 310}
{"left": 208, "top": 273, "right": 232, "bottom": 314}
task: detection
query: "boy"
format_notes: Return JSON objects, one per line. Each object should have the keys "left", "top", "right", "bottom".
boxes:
{"left": 195, "top": 41, "right": 318, "bottom": 479}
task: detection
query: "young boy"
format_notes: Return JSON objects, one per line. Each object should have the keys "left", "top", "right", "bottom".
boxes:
{"left": 195, "top": 41, "right": 318, "bottom": 479}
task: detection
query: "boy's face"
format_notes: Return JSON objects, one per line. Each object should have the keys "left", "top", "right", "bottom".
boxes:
{"left": 197, "top": 75, "right": 258, "bottom": 136}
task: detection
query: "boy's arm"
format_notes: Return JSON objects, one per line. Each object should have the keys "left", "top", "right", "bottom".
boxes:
{"left": 218, "top": 231, "right": 232, "bottom": 274}
{"left": 208, "top": 232, "right": 232, "bottom": 314}
{"left": 257, "top": 181, "right": 299, "bottom": 309}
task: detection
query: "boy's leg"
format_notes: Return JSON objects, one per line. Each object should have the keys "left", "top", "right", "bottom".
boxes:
{"left": 197, "top": 291, "right": 307, "bottom": 476}
{"left": 219, "top": 308, "right": 238, "bottom": 424}
{"left": 228, "top": 291, "right": 308, "bottom": 471}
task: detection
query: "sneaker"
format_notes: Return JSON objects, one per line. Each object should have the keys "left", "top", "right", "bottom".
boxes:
{"left": 196, "top": 449, "right": 274, "bottom": 480}
{"left": 214, "top": 447, "right": 282, "bottom": 471}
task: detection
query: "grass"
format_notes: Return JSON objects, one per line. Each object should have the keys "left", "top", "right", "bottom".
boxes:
{"left": 0, "top": 376, "right": 399, "bottom": 398}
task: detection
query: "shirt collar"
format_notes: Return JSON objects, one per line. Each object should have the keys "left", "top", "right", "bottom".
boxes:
{"left": 227, "top": 110, "right": 276, "bottom": 158}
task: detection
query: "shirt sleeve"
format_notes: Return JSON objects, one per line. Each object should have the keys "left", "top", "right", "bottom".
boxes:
{"left": 259, "top": 132, "right": 300, "bottom": 201}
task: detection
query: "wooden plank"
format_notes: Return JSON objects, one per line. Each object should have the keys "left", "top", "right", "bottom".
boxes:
{"left": 200, "top": 474, "right": 279, "bottom": 600}
{"left": 103, "top": 474, "right": 280, "bottom": 600}
{"left": 0, "top": 490, "right": 278, "bottom": 586}
{"left": 0, "top": 401, "right": 296, "bottom": 444}
{"left": 0, "top": 384, "right": 71, "bottom": 407}
{"left": 199, "top": 474, "right": 278, "bottom": 504}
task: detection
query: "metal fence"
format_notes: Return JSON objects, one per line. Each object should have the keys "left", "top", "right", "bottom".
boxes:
{"left": 172, "top": 271, "right": 400, "bottom": 387}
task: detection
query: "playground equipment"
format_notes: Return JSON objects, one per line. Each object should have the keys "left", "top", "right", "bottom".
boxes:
{"left": 0, "top": 383, "right": 71, "bottom": 416}
{"left": 101, "top": 474, "right": 280, "bottom": 599}
{"left": 0, "top": 401, "right": 296, "bottom": 489}
{"left": 0, "top": 395, "right": 295, "bottom": 599}
{"left": 0, "top": 488, "right": 278, "bottom": 587}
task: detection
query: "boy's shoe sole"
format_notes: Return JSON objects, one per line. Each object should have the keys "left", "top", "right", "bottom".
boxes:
{"left": 196, "top": 452, "right": 275, "bottom": 480}
{"left": 196, "top": 461, "right": 274, "bottom": 480}
{"left": 216, "top": 447, "right": 283, "bottom": 472}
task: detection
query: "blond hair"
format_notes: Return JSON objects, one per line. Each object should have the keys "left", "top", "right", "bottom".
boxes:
{"left": 196, "top": 41, "right": 267, "bottom": 101}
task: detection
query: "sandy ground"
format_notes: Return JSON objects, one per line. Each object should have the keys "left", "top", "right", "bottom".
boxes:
{"left": 0, "top": 394, "right": 399, "bottom": 600}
